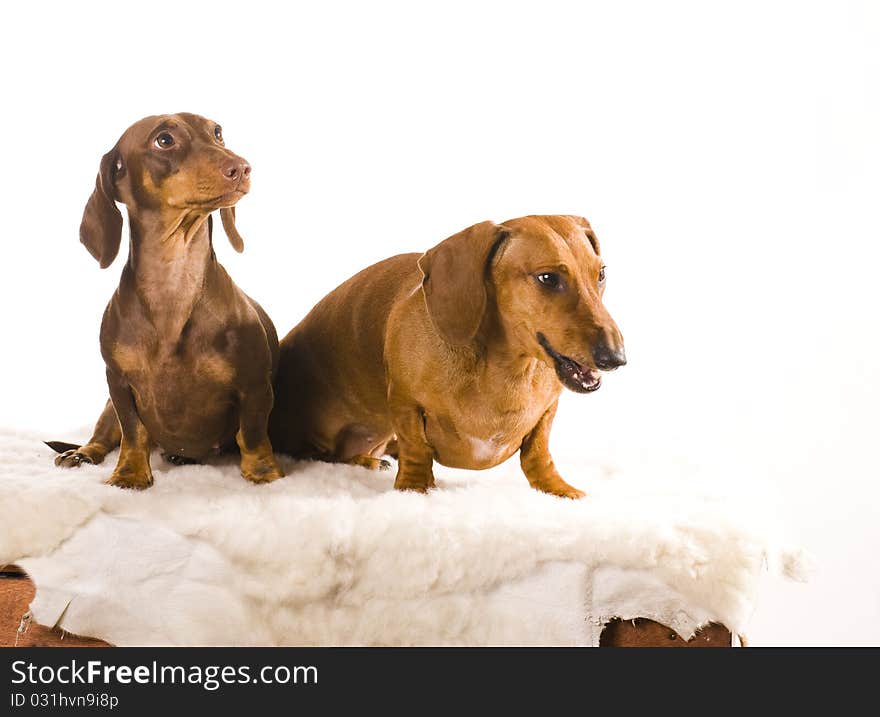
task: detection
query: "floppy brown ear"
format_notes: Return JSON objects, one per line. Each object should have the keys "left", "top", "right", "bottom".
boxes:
{"left": 79, "top": 149, "right": 123, "bottom": 268}
{"left": 418, "top": 220, "right": 509, "bottom": 346}
{"left": 220, "top": 206, "right": 244, "bottom": 252}
{"left": 567, "top": 215, "right": 600, "bottom": 255}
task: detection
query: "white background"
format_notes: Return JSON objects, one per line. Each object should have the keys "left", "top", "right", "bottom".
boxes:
{"left": 1, "top": 1, "right": 878, "bottom": 645}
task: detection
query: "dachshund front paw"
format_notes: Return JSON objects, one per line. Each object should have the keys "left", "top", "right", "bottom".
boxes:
{"left": 393, "top": 473, "right": 433, "bottom": 493}
{"left": 55, "top": 449, "right": 94, "bottom": 468}
{"left": 536, "top": 481, "right": 586, "bottom": 500}
{"left": 106, "top": 465, "right": 154, "bottom": 490}
{"left": 553, "top": 485, "right": 586, "bottom": 500}
{"left": 241, "top": 455, "right": 284, "bottom": 484}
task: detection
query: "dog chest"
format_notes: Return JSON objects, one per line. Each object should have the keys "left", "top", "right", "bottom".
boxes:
{"left": 111, "top": 343, "right": 236, "bottom": 385}
{"left": 417, "top": 363, "right": 560, "bottom": 470}
{"left": 424, "top": 403, "right": 547, "bottom": 470}
{"left": 110, "top": 345, "right": 238, "bottom": 446}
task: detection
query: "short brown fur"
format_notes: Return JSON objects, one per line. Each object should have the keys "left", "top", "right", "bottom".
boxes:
{"left": 54, "top": 113, "right": 283, "bottom": 488}
{"left": 270, "top": 215, "right": 625, "bottom": 497}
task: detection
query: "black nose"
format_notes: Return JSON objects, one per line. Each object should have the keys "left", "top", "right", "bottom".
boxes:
{"left": 592, "top": 343, "right": 627, "bottom": 370}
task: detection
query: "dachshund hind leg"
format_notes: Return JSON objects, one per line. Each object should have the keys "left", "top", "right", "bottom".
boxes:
{"left": 334, "top": 427, "right": 393, "bottom": 471}
{"left": 52, "top": 399, "right": 121, "bottom": 468}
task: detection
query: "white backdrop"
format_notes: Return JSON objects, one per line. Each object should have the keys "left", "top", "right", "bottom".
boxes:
{"left": 1, "top": 1, "right": 878, "bottom": 645}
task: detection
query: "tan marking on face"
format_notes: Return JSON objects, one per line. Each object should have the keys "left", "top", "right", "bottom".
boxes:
{"left": 115, "top": 113, "right": 248, "bottom": 214}
{"left": 140, "top": 168, "right": 159, "bottom": 195}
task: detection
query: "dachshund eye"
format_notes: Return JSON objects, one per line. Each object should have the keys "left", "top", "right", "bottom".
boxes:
{"left": 214, "top": 125, "right": 223, "bottom": 142}
{"left": 535, "top": 272, "right": 563, "bottom": 290}
{"left": 598, "top": 266, "right": 607, "bottom": 284}
{"left": 155, "top": 132, "right": 175, "bottom": 149}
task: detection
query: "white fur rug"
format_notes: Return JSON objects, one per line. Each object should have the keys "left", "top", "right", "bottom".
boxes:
{"left": 0, "top": 429, "right": 807, "bottom": 646}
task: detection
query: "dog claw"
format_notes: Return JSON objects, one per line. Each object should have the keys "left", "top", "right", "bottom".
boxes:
{"left": 562, "top": 488, "right": 587, "bottom": 500}
{"left": 394, "top": 482, "right": 430, "bottom": 494}
{"left": 105, "top": 471, "right": 154, "bottom": 490}
{"left": 551, "top": 486, "right": 586, "bottom": 500}
{"left": 531, "top": 480, "right": 586, "bottom": 499}
{"left": 55, "top": 450, "right": 94, "bottom": 468}
{"left": 242, "top": 465, "right": 284, "bottom": 484}
{"left": 106, "top": 477, "right": 153, "bottom": 490}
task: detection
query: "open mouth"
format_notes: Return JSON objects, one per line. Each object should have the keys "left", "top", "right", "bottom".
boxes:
{"left": 537, "top": 333, "right": 601, "bottom": 394}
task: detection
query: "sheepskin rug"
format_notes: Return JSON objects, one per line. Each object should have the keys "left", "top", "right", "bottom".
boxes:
{"left": 0, "top": 429, "right": 807, "bottom": 646}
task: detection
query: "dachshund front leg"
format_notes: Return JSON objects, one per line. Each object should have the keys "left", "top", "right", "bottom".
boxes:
{"left": 390, "top": 403, "right": 435, "bottom": 493}
{"left": 55, "top": 398, "right": 121, "bottom": 468}
{"left": 236, "top": 382, "right": 284, "bottom": 484}
{"left": 520, "top": 401, "right": 585, "bottom": 499}
{"left": 105, "top": 370, "right": 154, "bottom": 490}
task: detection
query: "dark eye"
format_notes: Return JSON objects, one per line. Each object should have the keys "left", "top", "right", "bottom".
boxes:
{"left": 155, "top": 132, "right": 175, "bottom": 148}
{"left": 598, "top": 266, "right": 607, "bottom": 284}
{"left": 214, "top": 125, "right": 223, "bottom": 142}
{"left": 535, "top": 272, "right": 563, "bottom": 290}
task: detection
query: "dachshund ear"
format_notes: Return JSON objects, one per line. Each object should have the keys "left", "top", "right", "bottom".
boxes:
{"left": 567, "top": 215, "right": 600, "bottom": 255}
{"left": 418, "top": 221, "right": 510, "bottom": 346}
{"left": 220, "top": 206, "right": 244, "bottom": 252}
{"left": 80, "top": 148, "right": 123, "bottom": 268}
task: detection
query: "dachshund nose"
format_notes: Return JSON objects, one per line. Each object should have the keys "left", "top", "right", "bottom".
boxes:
{"left": 220, "top": 158, "right": 251, "bottom": 182}
{"left": 592, "top": 343, "right": 627, "bottom": 370}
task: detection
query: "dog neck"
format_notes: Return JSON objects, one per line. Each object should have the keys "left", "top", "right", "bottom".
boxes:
{"left": 484, "top": 338, "right": 549, "bottom": 382}
{"left": 477, "top": 311, "right": 557, "bottom": 388}
{"left": 124, "top": 208, "right": 216, "bottom": 340}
